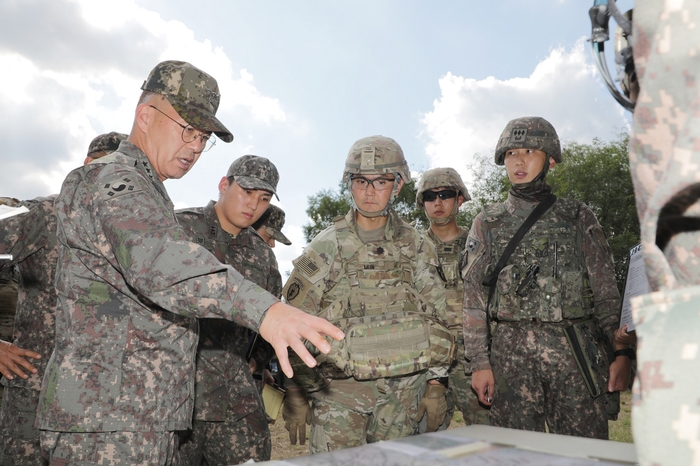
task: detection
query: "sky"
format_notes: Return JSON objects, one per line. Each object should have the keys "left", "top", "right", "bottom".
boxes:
{"left": 0, "top": 0, "right": 633, "bottom": 277}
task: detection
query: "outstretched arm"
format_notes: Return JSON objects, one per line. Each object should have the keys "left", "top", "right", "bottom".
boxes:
{"left": 259, "top": 302, "right": 344, "bottom": 378}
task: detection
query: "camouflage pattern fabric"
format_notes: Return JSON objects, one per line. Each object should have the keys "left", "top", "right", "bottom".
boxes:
{"left": 141, "top": 60, "right": 233, "bottom": 142}
{"left": 176, "top": 201, "right": 282, "bottom": 464}
{"left": 308, "top": 372, "right": 429, "bottom": 454}
{"left": 252, "top": 204, "right": 292, "bottom": 246}
{"left": 87, "top": 131, "right": 128, "bottom": 157}
{"left": 283, "top": 208, "right": 448, "bottom": 452}
{"left": 36, "top": 141, "right": 279, "bottom": 435}
{"left": 490, "top": 321, "right": 608, "bottom": 438}
{"left": 627, "top": 2, "right": 700, "bottom": 464}
{"left": 0, "top": 196, "right": 58, "bottom": 466}
{"left": 423, "top": 228, "right": 489, "bottom": 430}
{"left": 0, "top": 268, "right": 17, "bottom": 344}
{"left": 40, "top": 430, "right": 178, "bottom": 466}
{"left": 0, "top": 387, "right": 42, "bottom": 466}
{"left": 463, "top": 193, "right": 620, "bottom": 438}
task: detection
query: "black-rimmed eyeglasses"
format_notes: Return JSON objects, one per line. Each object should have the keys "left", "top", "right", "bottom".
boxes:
{"left": 149, "top": 105, "right": 216, "bottom": 152}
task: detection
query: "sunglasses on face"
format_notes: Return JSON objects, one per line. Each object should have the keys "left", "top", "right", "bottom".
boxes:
{"left": 422, "top": 190, "right": 458, "bottom": 203}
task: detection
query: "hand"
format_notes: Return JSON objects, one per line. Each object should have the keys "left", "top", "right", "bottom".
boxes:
{"left": 0, "top": 340, "right": 41, "bottom": 380}
{"left": 262, "top": 368, "right": 275, "bottom": 387}
{"left": 608, "top": 356, "right": 633, "bottom": 392}
{"left": 283, "top": 387, "right": 311, "bottom": 445}
{"left": 259, "top": 302, "right": 344, "bottom": 378}
{"left": 414, "top": 382, "right": 448, "bottom": 432}
{"left": 471, "top": 369, "right": 495, "bottom": 406}
{"left": 613, "top": 325, "right": 637, "bottom": 350}
{"left": 248, "top": 358, "right": 257, "bottom": 374}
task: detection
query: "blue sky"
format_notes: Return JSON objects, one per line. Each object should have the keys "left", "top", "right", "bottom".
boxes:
{"left": 0, "top": 0, "right": 632, "bottom": 275}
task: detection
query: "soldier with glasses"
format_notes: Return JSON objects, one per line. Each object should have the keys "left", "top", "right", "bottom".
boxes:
{"left": 282, "top": 135, "right": 452, "bottom": 453}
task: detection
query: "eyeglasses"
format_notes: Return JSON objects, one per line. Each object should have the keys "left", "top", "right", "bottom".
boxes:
{"left": 149, "top": 105, "right": 216, "bottom": 152}
{"left": 350, "top": 176, "right": 396, "bottom": 191}
{"left": 422, "top": 190, "right": 457, "bottom": 202}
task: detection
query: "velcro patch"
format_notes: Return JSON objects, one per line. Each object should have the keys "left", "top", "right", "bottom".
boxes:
{"left": 99, "top": 175, "right": 143, "bottom": 200}
{"left": 466, "top": 236, "right": 481, "bottom": 254}
{"left": 511, "top": 128, "right": 527, "bottom": 144}
{"left": 284, "top": 274, "right": 312, "bottom": 306}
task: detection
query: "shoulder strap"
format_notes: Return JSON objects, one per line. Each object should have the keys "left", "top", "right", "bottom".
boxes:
{"left": 481, "top": 194, "right": 557, "bottom": 316}
{"left": 481, "top": 194, "right": 557, "bottom": 288}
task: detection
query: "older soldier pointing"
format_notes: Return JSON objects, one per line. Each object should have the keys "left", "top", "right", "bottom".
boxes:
{"left": 35, "top": 60, "right": 342, "bottom": 466}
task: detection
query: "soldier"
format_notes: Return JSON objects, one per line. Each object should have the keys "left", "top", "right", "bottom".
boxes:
{"left": 0, "top": 198, "right": 20, "bottom": 409}
{"left": 176, "top": 155, "right": 282, "bottom": 465}
{"left": 0, "top": 132, "right": 126, "bottom": 466}
{"left": 252, "top": 204, "right": 292, "bottom": 249}
{"left": 282, "top": 135, "right": 453, "bottom": 453}
{"left": 463, "top": 116, "right": 625, "bottom": 439}
{"left": 34, "top": 60, "right": 342, "bottom": 465}
{"left": 415, "top": 167, "right": 490, "bottom": 429}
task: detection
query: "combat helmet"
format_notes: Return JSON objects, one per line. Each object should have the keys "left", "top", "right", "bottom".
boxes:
{"left": 416, "top": 167, "right": 471, "bottom": 226}
{"left": 494, "top": 116, "right": 561, "bottom": 166}
{"left": 343, "top": 135, "right": 409, "bottom": 217}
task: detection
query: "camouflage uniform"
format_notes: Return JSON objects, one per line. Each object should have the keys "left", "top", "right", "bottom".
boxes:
{"left": 0, "top": 265, "right": 18, "bottom": 408}
{"left": 625, "top": 2, "right": 700, "bottom": 464}
{"left": 0, "top": 196, "right": 57, "bottom": 466}
{"left": 424, "top": 227, "right": 489, "bottom": 428}
{"left": 463, "top": 117, "right": 620, "bottom": 439}
{"left": 176, "top": 200, "right": 282, "bottom": 465}
{"left": 35, "top": 139, "right": 279, "bottom": 463}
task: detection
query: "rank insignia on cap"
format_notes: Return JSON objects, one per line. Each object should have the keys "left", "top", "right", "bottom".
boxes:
{"left": 511, "top": 128, "right": 527, "bottom": 143}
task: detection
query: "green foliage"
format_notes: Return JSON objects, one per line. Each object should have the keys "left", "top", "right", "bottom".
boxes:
{"left": 303, "top": 132, "right": 639, "bottom": 292}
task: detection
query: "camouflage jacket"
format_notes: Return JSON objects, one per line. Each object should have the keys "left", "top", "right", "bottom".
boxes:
{"left": 425, "top": 227, "right": 468, "bottom": 334}
{"left": 36, "top": 141, "right": 279, "bottom": 433}
{"left": 0, "top": 195, "right": 58, "bottom": 391}
{"left": 176, "top": 201, "right": 282, "bottom": 422}
{"left": 462, "top": 194, "right": 620, "bottom": 372}
{"left": 284, "top": 208, "right": 449, "bottom": 386}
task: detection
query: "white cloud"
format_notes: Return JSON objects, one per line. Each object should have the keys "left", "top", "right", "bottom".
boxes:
{"left": 420, "top": 38, "right": 629, "bottom": 186}
{"left": 0, "top": 0, "right": 288, "bottom": 199}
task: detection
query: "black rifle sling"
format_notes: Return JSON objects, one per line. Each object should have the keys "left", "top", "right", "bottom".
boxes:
{"left": 481, "top": 194, "right": 557, "bottom": 315}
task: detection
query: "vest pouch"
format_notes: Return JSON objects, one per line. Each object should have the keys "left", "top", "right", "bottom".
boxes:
{"left": 346, "top": 287, "right": 417, "bottom": 318}
{"left": 344, "top": 313, "right": 431, "bottom": 380}
{"left": 494, "top": 264, "right": 520, "bottom": 321}
{"left": 426, "top": 317, "right": 456, "bottom": 367}
{"left": 441, "top": 261, "right": 460, "bottom": 289}
{"left": 538, "top": 276, "right": 563, "bottom": 322}
{"left": 562, "top": 271, "right": 589, "bottom": 319}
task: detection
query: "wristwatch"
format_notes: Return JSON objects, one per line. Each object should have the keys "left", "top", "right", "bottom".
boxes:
{"left": 614, "top": 348, "right": 636, "bottom": 360}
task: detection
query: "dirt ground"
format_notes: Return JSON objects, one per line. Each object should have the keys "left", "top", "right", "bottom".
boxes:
{"left": 269, "top": 391, "right": 633, "bottom": 461}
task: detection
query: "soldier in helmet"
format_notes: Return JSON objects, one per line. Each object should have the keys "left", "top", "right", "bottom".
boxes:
{"left": 253, "top": 204, "right": 292, "bottom": 249}
{"left": 176, "top": 155, "right": 282, "bottom": 465}
{"left": 282, "top": 135, "right": 452, "bottom": 453}
{"left": 415, "top": 168, "right": 490, "bottom": 429}
{"left": 0, "top": 132, "right": 126, "bottom": 466}
{"left": 462, "top": 116, "right": 625, "bottom": 438}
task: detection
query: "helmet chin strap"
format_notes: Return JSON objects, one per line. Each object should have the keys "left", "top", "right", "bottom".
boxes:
{"left": 347, "top": 176, "right": 399, "bottom": 219}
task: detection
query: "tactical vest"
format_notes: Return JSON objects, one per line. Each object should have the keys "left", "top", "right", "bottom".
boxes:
{"left": 430, "top": 230, "right": 467, "bottom": 331}
{"left": 484, "top": 198, "right": 594, "bottom": 323}
{"left": 316, "top": 216, "right": 454, "bottom": 381}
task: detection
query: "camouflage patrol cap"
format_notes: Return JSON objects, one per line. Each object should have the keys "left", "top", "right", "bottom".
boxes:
{"left": 226, "top": 155, "right": 280, "bottom": 200}
{"left": 87, "top": 132, "right": 128, "bottom": 157}
{"left": 344, "top": 135, "right": 410, "bottom": 182}
{"left": 416, "top": 167, "right": 471, "bottom": 209}
{"left": 141, "top": 60, "right": 233, "bottom": 143}
{"left": 254, "top": 204, "right": 292, "bottom": 245}
{"left": 494, "top": 116, "right": 561, "bottom": 165}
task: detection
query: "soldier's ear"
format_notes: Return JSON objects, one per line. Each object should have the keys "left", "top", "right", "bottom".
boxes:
{"left": 218, "top": 176, "right": 230, "bottom": 194}
{"left": 394, "top": 177, "right": 404, "bottom": 194}
{"left": 135, "top": 103, "right": 152, "bottom": 134}
{"left": 548, "top": 157, "right": 557, "bottom": 170}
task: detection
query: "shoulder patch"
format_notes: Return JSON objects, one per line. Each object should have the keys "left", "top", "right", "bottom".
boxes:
{"left": 466, "top": 236, "right": 481, "bottom": 255}
{"left": 283, "top": 274, "right": 313, "bottom": 306}
{"left": 99, "top": 174, "right": 144, "bottom": 200}
{"left": 292, "top": 250, "right": 328, "bottom": 284}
